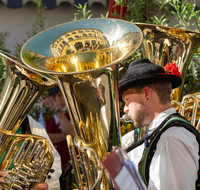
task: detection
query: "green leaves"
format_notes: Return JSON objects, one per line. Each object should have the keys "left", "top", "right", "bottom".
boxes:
{"left": 14, "top": 0, "right": 47, "bottom": 58}
{"left": 114, "top": 0, "right": 127, "bottom": 7}
{"left": 170, "top": 0, "right": 198, "bottom": 29}
{"left": 0, "top": 31, "right": 10, "bottom": 52}
{"left": 29, "top": 0, "right": 47, "bottom": 37}
{"left": 72, "top": 3, "right": 93, "bottom": 20}
{"left": 0, "top": 56, "right": 6, "bottom": 92}
{"left": 124, "top": 0, "right": 170, "bottom": 22}
{"left": 101, "top": 12, "right": 109, "bottom": 18}
{"left": 151, "top": 15, "right": 170, "bottom": 26}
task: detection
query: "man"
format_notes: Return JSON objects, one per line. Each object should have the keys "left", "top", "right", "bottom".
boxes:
{"left": 119, "top": 58, "right": 199, "bottom": 190}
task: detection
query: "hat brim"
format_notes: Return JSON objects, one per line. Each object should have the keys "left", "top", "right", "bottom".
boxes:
{"left": 47, "top": 86, "right": 60, "bottom": 94}
{"left": 119, "top": 74, "right": 182, "bottom": 102}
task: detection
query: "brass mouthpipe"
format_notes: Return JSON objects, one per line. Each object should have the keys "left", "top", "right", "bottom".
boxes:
{"left": 74, "top": 136, "right": 103, "bottom": 190}
{"left": 120, "top": 113, "right": 132, "bottom": 122}
{"left": 66, "top": 135, "right": 84, "bottom": 190}
{"left": 77, "top": 140, "right": 92, "bottom": 189}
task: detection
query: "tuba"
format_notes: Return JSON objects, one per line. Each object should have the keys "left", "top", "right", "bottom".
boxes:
{"left": 20, "top": 18, "right": 143, "bottom": 189}
{"left": 0, "top": 51, "right": 56, "bottom": 189}
{"left": 134, "top": 23, "right": 200, "bottom": 101}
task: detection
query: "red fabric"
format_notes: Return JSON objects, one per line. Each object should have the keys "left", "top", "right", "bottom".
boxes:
{"left": 43, "top": 112, "right": 71, "bottom": 172}
{"left": 107, "top": 0, "right": 129, "bottom": 20}
{"left": 108, "top": 0, "right": 114, "bottom": 17}
{"left": 119, "top": 6, "right": 125, "bottom": 19}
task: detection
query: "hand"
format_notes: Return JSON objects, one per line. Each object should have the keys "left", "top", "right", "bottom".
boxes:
{"left": 0, "top": 171, "right": 6, "bottom": 182}
{"left": 51, "top": 96, "right": 62, "bottom": 112}
{"left": 42, "top": 98, "right": 53, "bottom": 109}
{"left": 43, "top": 92, "right": 65, "bottom": 112}
{"left": 31, "top": 182, "right": 48, "bottom": 190}
{"left": 50, "top": 93, "right": 65, "bottom": 116}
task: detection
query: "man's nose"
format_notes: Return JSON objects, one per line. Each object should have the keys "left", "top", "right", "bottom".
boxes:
{"left": 124, "top": 105, "right": 129, "bottom": 113}
{"left": 49, "top": 96, "right": 56, "bottom": 102}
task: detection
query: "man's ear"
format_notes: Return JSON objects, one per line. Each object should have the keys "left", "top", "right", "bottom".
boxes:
{"left": 143, "top": 86, "right": 152, "bottom": 100}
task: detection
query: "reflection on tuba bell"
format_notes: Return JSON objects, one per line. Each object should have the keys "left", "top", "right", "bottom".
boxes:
{"left": 0, "top": 51, "right": 56, "bottom": 189}
{"left": 20, "top": 18, "right": 143, "bottom": 189}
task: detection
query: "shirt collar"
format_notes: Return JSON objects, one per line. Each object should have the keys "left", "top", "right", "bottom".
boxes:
{"left": 148, "top": 107, "right": 176, "bottom": 135}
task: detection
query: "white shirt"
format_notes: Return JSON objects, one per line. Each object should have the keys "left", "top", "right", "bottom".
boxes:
{"left": 28, "top": 116, "right": 62, "bottom": 190}
{"left": 121, "top": 108, "right": 199, "bottom": 190}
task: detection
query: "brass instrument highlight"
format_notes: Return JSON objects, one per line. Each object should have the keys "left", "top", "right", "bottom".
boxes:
{"left": 20, "top": 18, "right": 143, "bottom": 189}
{"left": 172, "top": 94, "right": 200, "bottom": 130}
{"left": 0, "top": 51, "right": 55, "bottom": 189}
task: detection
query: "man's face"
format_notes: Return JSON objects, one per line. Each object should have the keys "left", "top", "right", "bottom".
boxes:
{"left": 49, "top": 92, "right": 66, "bottom": 109}
{"left": 122, "top": 88, "right": 150, "bottom": 128}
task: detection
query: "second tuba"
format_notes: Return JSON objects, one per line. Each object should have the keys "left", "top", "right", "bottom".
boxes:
{"left": 0, "top": 51, "right": 56, "bottom": 189}
{"left": 134, "top": 23, "right": 200, "bottom": 101}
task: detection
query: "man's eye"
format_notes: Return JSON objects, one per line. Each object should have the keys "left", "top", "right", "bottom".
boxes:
{"left": 124, "top": 98, "right": 129, "bottom": 102}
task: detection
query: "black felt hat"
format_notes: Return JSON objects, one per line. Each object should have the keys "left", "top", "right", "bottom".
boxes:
{"left": 47, "top": 86, "right": 60, "bottom": 95}
{"left": 119, "top": 58, "right": 182, "bottom": 101}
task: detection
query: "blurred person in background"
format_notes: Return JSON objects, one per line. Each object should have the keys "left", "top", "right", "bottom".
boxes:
{"left": 39, "top": 86, "right": 75, "bottom": 187}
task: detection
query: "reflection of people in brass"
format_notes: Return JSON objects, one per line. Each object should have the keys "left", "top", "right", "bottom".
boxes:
{"left": 119, "top": 59, "right": 199, "bottom": 190}
{"left": 40, "top": 87, "right": 75, "bottom": 174}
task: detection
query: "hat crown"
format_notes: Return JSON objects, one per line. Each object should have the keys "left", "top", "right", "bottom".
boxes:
{"left": 118, "top": 58, "right": 182, "bottom": 101}
{"left": 128, "top": 58, "right": 165, "bottom": 76}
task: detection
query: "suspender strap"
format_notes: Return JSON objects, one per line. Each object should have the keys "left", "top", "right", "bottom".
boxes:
{"left": 125, "top": 113, "right": 181, "bottom": 153}
{"left": 125, "top": 135, "right": 145, "bottom": 153}
{"left": 139, "top": 113, "right": 200, "bottom": 189}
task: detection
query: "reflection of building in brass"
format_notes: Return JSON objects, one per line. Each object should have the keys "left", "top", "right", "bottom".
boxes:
{"left": 116, "top": 31, "right": 142, "bottom": 46}
{"left": 44, "top": 48, "right": 120, "bottom": 72}
{"left": 50, "top": 29, "right": 109, "bottom": 56}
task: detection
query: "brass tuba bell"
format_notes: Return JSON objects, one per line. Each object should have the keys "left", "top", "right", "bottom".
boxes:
{"left": 134, "top": 23, "right": 200, "bottom": 101}
{"left": 20, "top": 18, "right": 143, "bottom": 190}
{"left": 0, "top": 51, "right": 56, "bottom": 189}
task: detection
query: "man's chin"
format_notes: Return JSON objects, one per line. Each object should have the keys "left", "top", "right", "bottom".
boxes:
{"left": 133, "top": 123, "right": 142, "bottom": 129}
{"left": 134, "top": 123, "right": 146, "bottom": 129}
